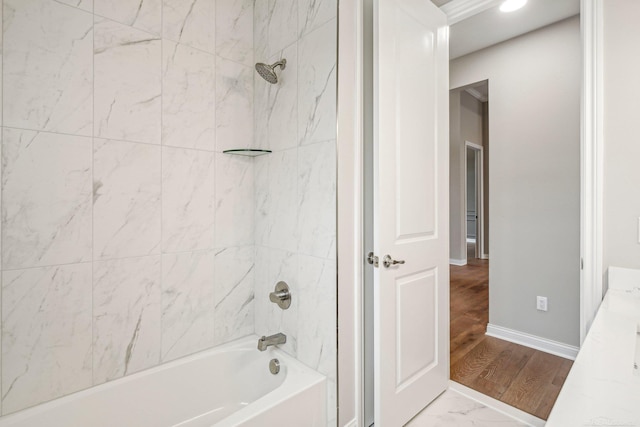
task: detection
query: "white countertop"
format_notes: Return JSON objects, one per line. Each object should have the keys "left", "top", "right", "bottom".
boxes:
{"left": 546, "top": 268, "right": 640, "bottom": 427}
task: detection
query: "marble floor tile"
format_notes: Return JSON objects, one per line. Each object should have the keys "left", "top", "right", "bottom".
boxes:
{"left": 407, "top": 390, "right": 529, "bottom": 427}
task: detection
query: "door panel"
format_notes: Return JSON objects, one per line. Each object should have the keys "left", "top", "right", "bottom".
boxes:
{"left": 396, "top": 268, "right": 437, "bottom": 388}
{"left": 394, "top": 10, "right": 437, "bottom": 241}
{"left": 373, "top": 0, "right": 449, "bottom": 425}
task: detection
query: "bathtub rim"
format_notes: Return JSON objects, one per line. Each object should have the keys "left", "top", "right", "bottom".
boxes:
{"left": 0, "top": 335, "right": 326, "bottom": 426}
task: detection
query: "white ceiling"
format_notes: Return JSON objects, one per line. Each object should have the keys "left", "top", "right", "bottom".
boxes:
{"left": 434, "top": 0, "right": 580, "bottom": 60}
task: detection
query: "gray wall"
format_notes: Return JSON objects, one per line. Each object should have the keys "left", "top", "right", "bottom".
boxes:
{"left": 461, "top": 91, "right": 484, "bottom": 143}
{"left": 467, "top": 148, "right": 477, "bottom": 238}
{"left": 602, "top": 0, "right": 640, "bottom": 273}
{"left": 451, "top": 16, "right": 581, "bottom": 346}
{"left": 482, "top": 102, "right": 490, "bottom": 256}
{"left": 449, "top": 92, "right": 463, "bottom": 261}
{"left": 450, "top": 90, "right": 486, "bottom": 261}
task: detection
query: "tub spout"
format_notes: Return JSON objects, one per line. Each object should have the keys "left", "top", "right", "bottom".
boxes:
{"left": 258, "top": 333, "right": 287, "bottom": 351}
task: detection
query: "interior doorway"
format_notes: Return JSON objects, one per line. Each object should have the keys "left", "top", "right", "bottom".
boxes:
{"left": 465, "top": 141, "right": 484, "bottom": 260}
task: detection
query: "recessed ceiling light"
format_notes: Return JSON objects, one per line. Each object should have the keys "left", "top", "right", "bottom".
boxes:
{"left": 499, "top": 0, "right": 527, "bottom": 13}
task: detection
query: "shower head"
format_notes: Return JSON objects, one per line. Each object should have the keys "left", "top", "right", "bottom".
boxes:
{"left": 255, "top": 59, "right": 287, "bottom": 84}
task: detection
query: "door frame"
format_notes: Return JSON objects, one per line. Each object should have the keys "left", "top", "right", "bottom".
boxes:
{"left": 465, "top": 141, "right": 484, "bottom": 260}
{"left": 579, "top": 0, "right": 604, "bottom": 344}
{"left": 336, "top": 0, "right": 604, "bottom": 425}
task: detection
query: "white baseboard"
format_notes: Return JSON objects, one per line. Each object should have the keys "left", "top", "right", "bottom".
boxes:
{"left": 480, "top": 253, "right": 489, "bottom": 260}
{"left": 448, "top": 381, "right": 545, "bottom": 427}
{"left": 466, "top": 238, "right": 476, "bottom": 243}
{"left": 486, "top": 324, "right": 579, "bottom": 360}
{"left": 449, "top": 258, "right": 467, "bottom": 266}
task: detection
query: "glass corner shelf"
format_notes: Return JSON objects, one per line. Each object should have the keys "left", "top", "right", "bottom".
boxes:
{"left": 222, "top": 149, "right": 272, "bottom": 157}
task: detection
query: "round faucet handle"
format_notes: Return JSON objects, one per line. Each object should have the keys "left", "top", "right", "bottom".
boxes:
{"left": 269, "top": 281, "right": 291, "bottom": 309}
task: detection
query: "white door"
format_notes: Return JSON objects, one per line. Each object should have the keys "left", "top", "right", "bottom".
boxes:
{"left": 372, "top": 0, "right": 449, "bottom": 425}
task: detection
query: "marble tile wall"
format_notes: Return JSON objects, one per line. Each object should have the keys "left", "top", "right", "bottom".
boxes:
{"left": 0, "top": 0, "right": 255, "bottom": 415}
{"left": 0, "top": 0, "right": 338, "bottom": 421}
{"left": 252, "top": 1, "right": 338, "bottom": 425}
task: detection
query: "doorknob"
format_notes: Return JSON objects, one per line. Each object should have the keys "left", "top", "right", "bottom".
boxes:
{"left": 383, "top": 255, "right": 405, "bottom": 268}
{"left": 367, "top": 252, "right": 379, "bottom": 268}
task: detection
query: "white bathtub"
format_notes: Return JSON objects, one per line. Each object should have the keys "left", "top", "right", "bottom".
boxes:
{"left": 0, "top": 336, "right": 327, "bottom": 427}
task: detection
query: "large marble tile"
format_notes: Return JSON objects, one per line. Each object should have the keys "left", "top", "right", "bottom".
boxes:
{"left": 94, "top": 17, "right": 161, "bottom": 145}
{"left": 327, "top": 379, "right": 337, "bottom": 427}
{"left": 253, "top": 71, "right": 270, "bottom": 151}
{"left": 267, "top": 0, "right": 297, "bottom": 57}
{"left": 161, "top": 251, "right": 215, "bottom": 362}
{"left": 407, "top": 390, "right": 528, "bottom": 426}
{"left": 93, "top": 256, "right": 161, "bottom": 384}
{"left": 56, "top": 0, "right": 93, "bottom": 12}
{"left": 163, "top": 0, "right": 215, "bottom": 53}
{"left": 215, "top": 154, "right": 254, "bottom": 248}
{"left": 1, "top": 264, "right": 92, "bottom": 414}
{"left": 267, "top": 149, "right": 298, "bottom": 252}
{"left": 296, "top": 255, "right": 336, "bottom": 379}
{"left": 162, "top": 41, "right": 216, "bottom": 151}
{"left": 254, "top": 148, "right": 299, "bottom": 251}
{"left": 0, "top": 3, "right": 2, "bottom": 129}
{"left": 161, "top": 147, "right": 215, "bottom": 253}
{"left": 216, "top": 0, "right": 253, "bottom": 66}
{"left": 93, "top": 139, "right": 161, "bottom": 260}
{"left": 3, "top": 0, "right": 93, "bottom": 136}
{"left": 213, "top": 246, "right": 254, "bottom": 345}
{"left": 2, "top": 129, "right": 92, "bottom": 270}
{"left": 215, "top": 58, "right": 253, "bottom": 152}
{"left": 298, "top": 0, "right": 337, "bottom": 37}
{"left": 297, "top": 141, "right": 336, "bottom": 259}
{"left": 253, "top": 156, "right": 270, "bottom": 246}
{"left": 0, "top": 133, "right": 2, "bottom": 268}
{"left": 94, "top": 0, "right": 161, "bottom": 35}
{"left": 254, "top": 247, "right": 298, "bottom": 357}
{"left": 297, "top": 18, "right": 337, "bottom": 146}
{"left": 267, "top": 45, "right": 298, "bottom": 152}
{"left": 253, "top": 0, "right": 269, "bottom": 65}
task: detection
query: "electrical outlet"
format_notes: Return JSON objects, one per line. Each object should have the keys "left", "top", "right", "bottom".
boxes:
{"left": 536, "top": 296, "right": 548, "bottom": 312}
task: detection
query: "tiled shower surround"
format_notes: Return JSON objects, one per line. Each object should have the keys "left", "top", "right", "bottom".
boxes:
{"left": 0, "top": 0, "right": 337, "bottom": 423}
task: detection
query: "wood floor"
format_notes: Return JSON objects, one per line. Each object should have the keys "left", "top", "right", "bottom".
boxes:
{"left": 449, "top": 245, "right": 573, "bottom": 420}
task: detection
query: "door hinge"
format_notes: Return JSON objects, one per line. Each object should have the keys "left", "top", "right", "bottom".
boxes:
{"left": 367, "top": 252, "right": 379, "bottom": 268}
{"left": 580, "top": 258, "right": 584, "bottom": 270}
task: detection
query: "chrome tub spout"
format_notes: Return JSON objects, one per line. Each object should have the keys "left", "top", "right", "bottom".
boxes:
{"left": 257, "top": 333, "right": 287, "bottom": 351}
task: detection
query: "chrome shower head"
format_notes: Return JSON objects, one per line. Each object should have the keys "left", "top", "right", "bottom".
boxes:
{"left": 255, "top": 59, "right": 287, "bottom": 84}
